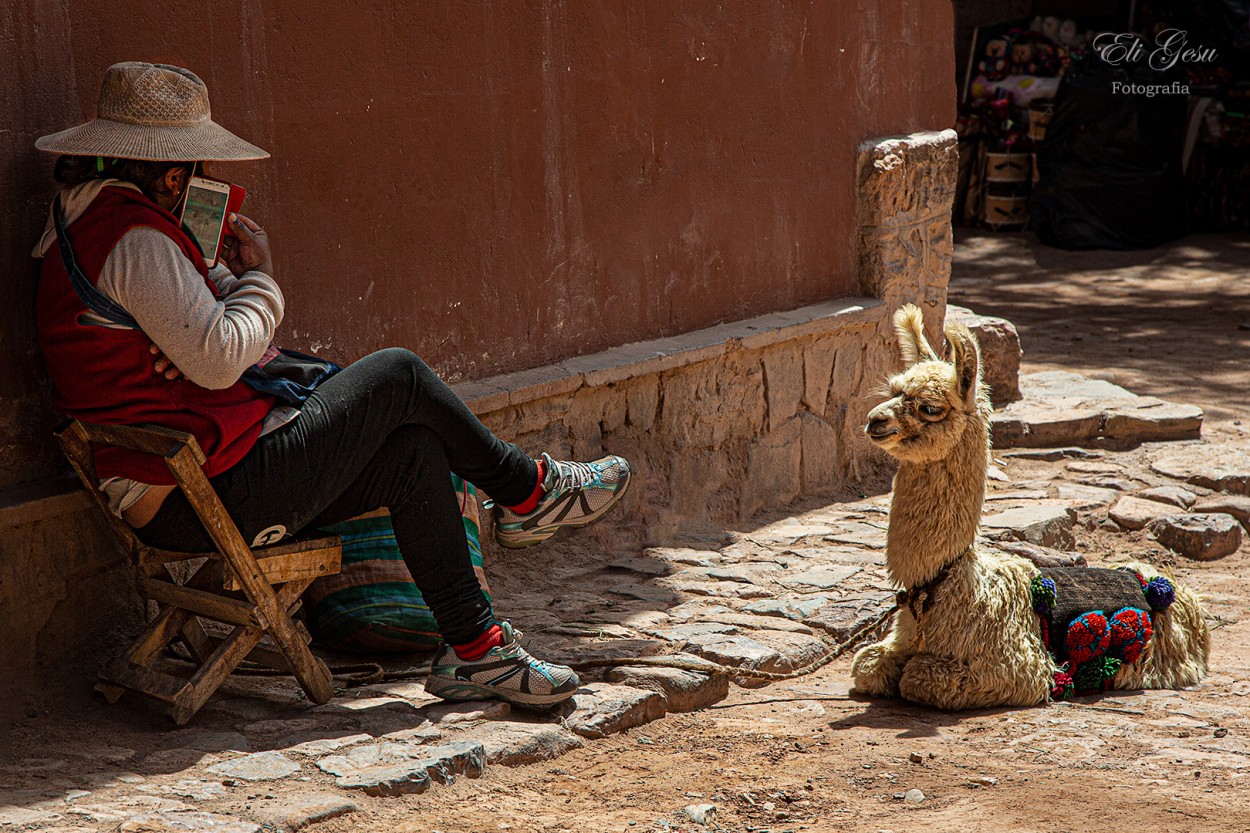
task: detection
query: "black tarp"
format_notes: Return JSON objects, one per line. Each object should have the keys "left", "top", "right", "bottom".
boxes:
{"left": 1030, "top": 47, "right": 1189, "bottom": 250}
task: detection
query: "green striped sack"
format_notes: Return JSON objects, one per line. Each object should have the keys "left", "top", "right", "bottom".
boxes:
{"left": 303, "top": 475, "right": 490, "bottom": 653}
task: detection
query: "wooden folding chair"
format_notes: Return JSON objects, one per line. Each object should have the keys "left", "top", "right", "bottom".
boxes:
{"left": 56, "top": 420, "right": 342, "bottom": 725}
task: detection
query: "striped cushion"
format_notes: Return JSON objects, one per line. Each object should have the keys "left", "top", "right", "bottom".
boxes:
{"left": 303, "top": 475, "right": 490, "bottom": 653}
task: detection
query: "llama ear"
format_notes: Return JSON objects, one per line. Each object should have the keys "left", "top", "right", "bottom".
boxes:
{"left": 943, "top": 322, "right": 982, "bottom": 409}
{"left": 892, "top": 304, "right": 939, "bottom": 365}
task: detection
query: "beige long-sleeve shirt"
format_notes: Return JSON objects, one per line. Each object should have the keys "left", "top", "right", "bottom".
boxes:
{"left": 34, "top": 179, "right": 290, "bottom": 515}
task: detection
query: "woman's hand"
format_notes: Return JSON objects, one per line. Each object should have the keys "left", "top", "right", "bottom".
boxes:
{"left": 222, "top": 213, "right": 274, "bottom": 278}
{"left": 149, "top": 343, "right": 182, "bottom": 380}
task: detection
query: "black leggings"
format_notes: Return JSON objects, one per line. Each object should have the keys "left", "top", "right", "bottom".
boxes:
{"left": 137, "top": 348, "right": 539, "bottom": 645}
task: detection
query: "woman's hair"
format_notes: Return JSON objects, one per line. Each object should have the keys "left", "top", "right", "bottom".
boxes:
{"left": 53, "top": 155, "right": 194, "bottom": 201}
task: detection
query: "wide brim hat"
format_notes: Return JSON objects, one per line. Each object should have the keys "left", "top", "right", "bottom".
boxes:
{"left": 35, "top": 61, "right": 269, "bottom": 162}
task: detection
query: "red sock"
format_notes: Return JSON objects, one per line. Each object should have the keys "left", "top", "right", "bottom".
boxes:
{"left": 453, "top": 623, "right": 504, "bottom": 661}
{"left": 502, "top": 458, "right": 547, "bottom": 515}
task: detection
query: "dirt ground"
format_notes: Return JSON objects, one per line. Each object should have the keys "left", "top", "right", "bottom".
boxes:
{"left": 7, "top": 230, "right": 1250, "bottom": 833}
{"left": 350, "top": 229, "right": 1250, "bottom": 833}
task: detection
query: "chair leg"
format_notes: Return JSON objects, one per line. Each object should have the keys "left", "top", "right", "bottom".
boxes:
{"left": 165, "top": 579, "right": 334, "bottom": 723}
{"left": 268, "top": 578, "right": 335, "bottom": 704}
{"left": 173, "top": 625, "right": 268, "bottom": 725}
{"left": 179, "top": 618, "right": 217, "bottom": 664}
{"left": 94, "top": 681, "right": 126, "bottom": 704}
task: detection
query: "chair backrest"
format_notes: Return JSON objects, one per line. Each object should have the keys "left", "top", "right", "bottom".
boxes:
{"left": 56, "top": 420, "right": 160, "bottom": 563}
{"left": 55, "top": 421, "right": 269, "bottom": 591}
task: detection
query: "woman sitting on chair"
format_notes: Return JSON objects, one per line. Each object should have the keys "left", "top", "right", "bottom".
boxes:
{"left": 33, "top": 62, "right": 631, "bottom": 708}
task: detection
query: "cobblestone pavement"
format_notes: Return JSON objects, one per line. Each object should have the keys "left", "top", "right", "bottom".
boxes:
{"left": 6, "top": 412, "right": 1250, "bottom": 831}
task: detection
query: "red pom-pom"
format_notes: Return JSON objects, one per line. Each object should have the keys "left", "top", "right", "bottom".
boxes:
{"left": 1065, "top": 612, "right": 1111, "bottom": 664}
{"left": 1108, "top": 607, "right": 1153, "bottom": 665}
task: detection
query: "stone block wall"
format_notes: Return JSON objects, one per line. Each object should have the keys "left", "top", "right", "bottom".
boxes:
{"left": 0, "top": 493, "right": 142, "bottom": 725}
{"left": 460, "top": 301, "right": 889, "bottom": 546}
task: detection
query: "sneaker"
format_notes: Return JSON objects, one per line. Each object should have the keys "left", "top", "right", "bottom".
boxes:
{"left": 493, "top": 452, "right": 631, "bottom": 549}
{"left": 424, "top": 622, "right": 580, "bottom": 707}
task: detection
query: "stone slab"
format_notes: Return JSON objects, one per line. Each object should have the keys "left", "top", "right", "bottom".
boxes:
{"left": 284, "top": 734, "right": 374, "bottom": 757}
{"left": 946, "top": 305, "right": 1022, "bottom": 406}
{"left": 1002, "top": 447, "right": 1103, "bottom": 461}
{"left": 683, "top": 630, "right": 828, "bottom": 676}
{"left": 986, "top": 490, "right": 1050, "bottom": 502}
{"left": 606, "top": 582, "right": 682, "bottom": 604}
{"left": 694, "top": 610, "right": 815, "bottom": 635}
{"left": 1109, "top": 495, "right": 1177, "bottom": 531}
{"left": 682, "top": 633, "right": 779, "bottom": 671}
{"left": 705, "top": 563, "right": 781, "bottom": 584}
{"left": 745, "top": 630, "right": 833, "bottom": 672}
{"left": 250, "top": 793, "right": 358, "bottom": 833}
{"left": 668, "top": 580, "right": 773, "bottom": 599}
{"left": 1152, "top": 446, "right": 1250, "bottom": 496}
{"left": 992, "top": 371, "right": 1202, "bottom": 449}
{"left": 649, "top": 622, "right": 738, "bottom": 642}
{"left": 1138, "top": 485, "right": 1197, "bottom": 509}
{"left": 422, "top": 701, "right": 511, "bottom": 725}
{"left": 0, "top": 804, "right": 61, "bottom": 826}
{"left": 150, "top": 781, "right": 227, "bottom": 802}
{"left": 317, "top": 739, "right": 450, "bottom": 778}
{"left": 607, "top": 556, "right": 674, "bottom": 576}
{"left": 557, "top": 684, "right": 666, "bottom": 739}
{"left": 331, "top": 742, "right": 485, "bottom": 797}
{"left": 822, "top": 524, "right": 887, "bottom": 549}
{"left": 116, "top": 812, "right": 259, "bottom": 833}
{"left": 1075, "top": 474, "right": 1140, "bottom": 492}
{"left": 64, "top": 797, "right": 191, "bottom": 825}
{"left": 1067, "top": 461, "right": 1123, "bottom": 474}
{"left": 778, "top": 565, "right": 860, "bottom": 590}
{"left": 1056, "top": 483, "right": 1121, "bottom": 510}
{"left": 205, "top": 751, "right": 299, "bottom": 782}
{"left": 543, "top": 638, "right": 667, "bottom": 666}
{"left": 473, "top": 722, "right": 583, "bottom": 767}
{"left": 456, "top": 298, "right": 882, "bottom": 411}
{"left": 987, "top": 540, "right": 1087, "bottom": 569}
{"left": 742, "top": 596, "right": 833, "bottom": 621}
{"left": 802, "top": 592, "right": 897, "bottom": 643}
{"left": 606, "top": 665, "right": 729, "bottom": 712}
{"left": 980, "top": 503, "right": 1075, "bottom": 549}
{"left": 1150, "top": 514, "right": 1242, "bottom": 561}
{"left": 1192, "top": 495, "right": 1250, "bottom": 529}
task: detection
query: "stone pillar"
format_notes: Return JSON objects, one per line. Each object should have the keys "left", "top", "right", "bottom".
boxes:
{"left": 856, "top": 129, "right": 959, "bottom": 345}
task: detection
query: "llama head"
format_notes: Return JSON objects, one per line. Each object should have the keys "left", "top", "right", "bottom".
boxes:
{"left": 864, "top": 304, "right": 990, "bottom": 464}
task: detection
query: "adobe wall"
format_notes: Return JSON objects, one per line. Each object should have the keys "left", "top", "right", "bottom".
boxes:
{"left": 0, "top": 0, "right": 953, "bottom": 490}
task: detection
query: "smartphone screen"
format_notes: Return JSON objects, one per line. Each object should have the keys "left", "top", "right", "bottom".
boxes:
{"left": 180, "top": 176, "right": 231, "bottom": 266}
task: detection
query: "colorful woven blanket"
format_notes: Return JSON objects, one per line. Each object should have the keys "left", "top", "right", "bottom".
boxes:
{"left": 303, "top": 475, "right": 490, "bottom": 653}
{"left": 1030, "top": 566, "right": 1175, "bottom": 698}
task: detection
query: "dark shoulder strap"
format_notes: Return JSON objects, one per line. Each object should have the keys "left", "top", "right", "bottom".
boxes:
{"left": 53, "top": 193, "right": 140, "bottom": 330}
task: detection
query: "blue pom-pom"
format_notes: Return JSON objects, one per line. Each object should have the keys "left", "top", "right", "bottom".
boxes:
{"left": 1145, "top": 576, "right": 1175, "bottom": 612}
{"left": 1031, "top": 576, "right": 1057, "bottom": 616}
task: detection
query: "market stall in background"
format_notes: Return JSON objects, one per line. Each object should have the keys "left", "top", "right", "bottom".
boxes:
{"left": 953, "top": 2, "right": 1250, "bottom": 249}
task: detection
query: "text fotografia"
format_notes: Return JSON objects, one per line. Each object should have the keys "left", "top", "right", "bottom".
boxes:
{"left": 1110, "top": 81, "right": 1190, "bottom": 97}
{"left": 1094, "top": 29, "right": 1218, "bottom": 70}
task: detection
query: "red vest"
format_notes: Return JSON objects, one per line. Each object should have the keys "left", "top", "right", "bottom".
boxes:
{"left": 36, "top": 186, "right": 275, "bottom": 485}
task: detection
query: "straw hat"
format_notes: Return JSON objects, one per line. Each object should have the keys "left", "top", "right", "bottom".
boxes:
{"left": 35, "top": 62, "right": 269, "bottom": 162}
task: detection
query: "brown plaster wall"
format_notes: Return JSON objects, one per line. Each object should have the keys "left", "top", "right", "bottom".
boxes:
{"left": 0, "top": 0, "right": 953, "bottom": 491}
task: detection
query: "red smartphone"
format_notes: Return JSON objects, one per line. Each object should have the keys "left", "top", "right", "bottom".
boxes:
{"left": 222, "top": 181, "right": 247, "bottom": 240}
{"left": 180, "top": 175, "right": 247, "bottom": 267}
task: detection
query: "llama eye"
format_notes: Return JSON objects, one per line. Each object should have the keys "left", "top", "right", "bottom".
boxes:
{"left": 919, "top": 404, "right": 945, "bottom": 417}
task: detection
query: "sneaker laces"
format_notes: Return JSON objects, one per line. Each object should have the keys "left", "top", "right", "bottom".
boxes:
{"left": 548, "top": 458, "right": 598, "bottom": 495}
